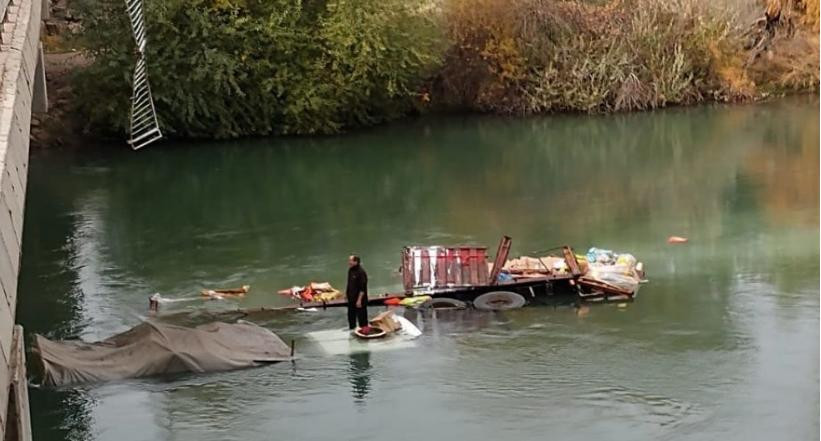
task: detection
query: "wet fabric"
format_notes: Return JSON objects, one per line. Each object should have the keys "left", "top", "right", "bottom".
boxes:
{"left": 34, "top": 321, "right": 292, "bottom": 386}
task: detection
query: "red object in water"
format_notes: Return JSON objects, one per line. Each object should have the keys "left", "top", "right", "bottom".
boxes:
{"left": 384, "top": 297, "right": 401, "bottom": 306}
{"left": 667, "top": 236, "right": 688, "bottom": 244}
{"left": 360, "top": 326, "right": 373, "bottom": 334}
{"left": 300, "top": 286, "right": 314, "bottom": 301}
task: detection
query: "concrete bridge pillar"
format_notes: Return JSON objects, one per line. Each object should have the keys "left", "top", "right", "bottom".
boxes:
{"left": 0, "top": 0, "right": 45, "bottom": 439}
{"left": 32, "top": 43, "right": 46, "bottom": 113}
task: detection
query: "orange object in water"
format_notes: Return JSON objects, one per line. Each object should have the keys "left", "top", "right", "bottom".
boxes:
{"left": 667, "top": 236, "right": 688, "bottom": 244}
{"left": 384, "top": 297, "right": 401, "bottom": 306}
{"left": 300, "top": 286, "right": 314, "bottom": 301}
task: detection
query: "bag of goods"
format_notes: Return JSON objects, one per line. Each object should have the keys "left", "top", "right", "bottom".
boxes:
{"left": 581, "top": 248, "right": 642, "bottom": 294}
{"left": 615, "top": 254, "right": 637, "bottom": 271}
{"left": 400, "top": 295, "right": 432, "bottom": 307}
{"left": 586, "top": 247, "right": 616, "bottom": 264}
{"left": 278, "top": 282, "right": 341, "bottom": 302}
{"left": 585, "top": 264, "right": 640, "bottom": 294}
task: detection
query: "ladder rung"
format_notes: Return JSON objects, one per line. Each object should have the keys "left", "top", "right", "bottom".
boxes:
{"left": 129, "top": 127, "right": 161, "bottom": 144}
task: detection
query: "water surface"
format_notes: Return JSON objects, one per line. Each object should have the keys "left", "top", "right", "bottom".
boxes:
{"left": 19, "top": 98, "right": 819, "bottom": 441}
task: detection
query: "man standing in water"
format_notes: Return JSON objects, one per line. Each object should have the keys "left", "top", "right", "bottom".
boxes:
{"left": 346, "top": 255, "right": 368, "bottom": 330}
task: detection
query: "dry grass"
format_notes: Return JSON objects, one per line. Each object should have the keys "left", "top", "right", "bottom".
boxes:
{"left": 437, "top": 0, "right": 817, "bottom": 115}
{"left": 801, "top": 0, "right": 819, "bottom": 29}
{"left": 742, "top": 0, "right": 820, "bottom": 93}
{"left": 748, "top": 32, "right": 820, "bottom": 92}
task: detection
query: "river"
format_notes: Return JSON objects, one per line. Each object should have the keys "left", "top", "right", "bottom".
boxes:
{"left": 18, "top": 97, "right": 819, "bottom": 441}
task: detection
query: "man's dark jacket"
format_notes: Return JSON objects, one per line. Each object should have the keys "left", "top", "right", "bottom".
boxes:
{"left": 346, "top": 265, "right": 368, "bottom": 301}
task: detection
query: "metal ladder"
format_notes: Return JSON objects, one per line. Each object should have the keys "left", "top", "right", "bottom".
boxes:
{"left": 125, "top": 0, "right": 162, "bottom": 150}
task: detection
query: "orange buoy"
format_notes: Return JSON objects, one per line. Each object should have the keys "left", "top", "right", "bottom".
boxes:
{"left": 667, "top": 236, "right": 688, "bottom": 244}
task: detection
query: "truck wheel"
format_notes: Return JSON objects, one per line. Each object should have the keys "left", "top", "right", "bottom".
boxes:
{"left": 423, "top": 297, "right": 467, "bottom": 310}
{"left": 473, "top": 291, "right": 526, "bottom": 311}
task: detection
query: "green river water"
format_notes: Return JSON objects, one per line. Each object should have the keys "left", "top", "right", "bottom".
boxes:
{"left": 17, "top": 97, "right": 819, "bottom": 441}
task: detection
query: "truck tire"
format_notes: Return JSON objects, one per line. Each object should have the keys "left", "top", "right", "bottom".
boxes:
{"left": 473, "top": 291, "right": 526, "bottom": 311}
{"left": 423, "top": 297, "right": 467, "bottom": 310}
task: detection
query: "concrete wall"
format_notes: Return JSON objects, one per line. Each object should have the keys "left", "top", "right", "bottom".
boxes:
{"left": 0, "top": 0, "right": 43, "bottom": 438}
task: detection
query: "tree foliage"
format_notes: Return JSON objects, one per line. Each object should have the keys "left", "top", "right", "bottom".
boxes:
{"left": 72, "top": 0, "right": 818, "bottom": 140}
{"left": 73, "top": 0, "right": 444, "bottom": 138}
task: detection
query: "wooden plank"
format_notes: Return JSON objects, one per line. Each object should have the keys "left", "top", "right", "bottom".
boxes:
{"left": 562, "top": 246, "right": 582, "bottom": 276}
{"left": 578, "top": 277, "right": 633, "bottom": 296}
{"left": 489, "top": 236, "right": 512, "bottom": 285}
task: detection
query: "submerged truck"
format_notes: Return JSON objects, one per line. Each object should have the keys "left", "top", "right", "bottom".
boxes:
{"left": 281, "top": 236, "right": 644, "bottom": 312}
{"left": 396, "top": 236, "right": 643, "bottom": 310}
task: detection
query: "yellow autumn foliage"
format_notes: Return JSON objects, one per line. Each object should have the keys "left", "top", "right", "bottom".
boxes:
{"left": 438, "top": 0, "right": 818, "bottom": 115}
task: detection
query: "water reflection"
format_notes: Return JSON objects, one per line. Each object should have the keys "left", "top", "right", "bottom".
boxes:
{"left": 348, "top": 352, "right": 371, "bottom": 403}
{"left": 25, "top": 388, "right": 94, "bottom": 441}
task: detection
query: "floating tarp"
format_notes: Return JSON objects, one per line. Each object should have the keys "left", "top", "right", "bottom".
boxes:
{"left": 34, "top": 321, "right": 292, "bottom": 386}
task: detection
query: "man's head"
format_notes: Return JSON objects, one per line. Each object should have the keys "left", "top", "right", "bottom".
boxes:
{"left": 348, "top": 255, "right": 361, "bottom": 268}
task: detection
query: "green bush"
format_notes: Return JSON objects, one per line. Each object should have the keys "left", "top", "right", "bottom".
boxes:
{"left": 73, "top": 0, "right": 444, "bottom": 138}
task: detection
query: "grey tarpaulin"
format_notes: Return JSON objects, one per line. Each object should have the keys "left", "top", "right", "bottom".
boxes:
{"left": 34, "top": 321, "right": 292, "bottom": 386}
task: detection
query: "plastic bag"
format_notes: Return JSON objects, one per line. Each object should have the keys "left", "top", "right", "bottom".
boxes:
{"left": 615, "top": 253, "right": 636, "bottom": 269}
{"left": 586, "top": 263, "right": 640, "bottom": 293}
{"left": 586, "top": 247, "right": 616, "bottom": 264}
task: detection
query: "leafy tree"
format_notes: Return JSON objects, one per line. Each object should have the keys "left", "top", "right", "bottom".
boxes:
{"left": 73, "top": 0, "right": 445, "bottom": 138}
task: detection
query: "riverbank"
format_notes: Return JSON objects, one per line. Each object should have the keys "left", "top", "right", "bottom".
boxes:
{"left": 31, "top": 0, "right": 820, "bottom": 149}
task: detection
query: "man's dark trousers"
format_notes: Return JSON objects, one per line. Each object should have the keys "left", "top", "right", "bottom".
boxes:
{"left": 348, "top": 300, "right": 367, "bottom": 330}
